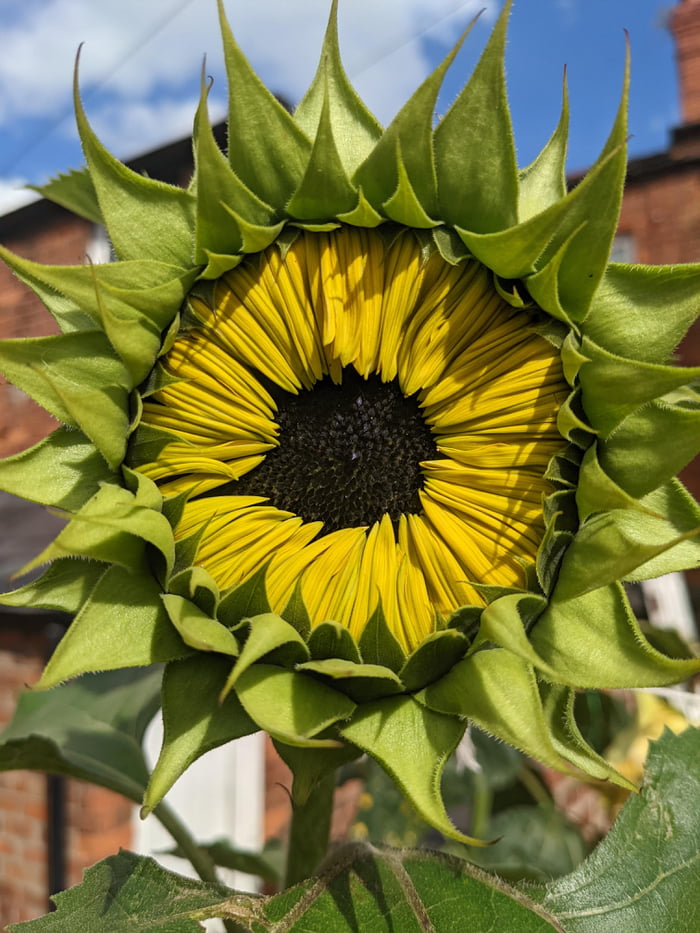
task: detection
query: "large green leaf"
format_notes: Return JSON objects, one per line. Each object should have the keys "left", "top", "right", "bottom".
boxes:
{"left": 540, "top": 727, "right": 700, "bottom": 932}
{"left": 0, "top": 668, "right": 160, "bottom": 803}
{"left": 10, "top": 729, "right": 700, "bottom": 932}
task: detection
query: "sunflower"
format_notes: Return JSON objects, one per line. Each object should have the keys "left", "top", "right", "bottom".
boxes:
{"left": 1, "top": 0, "right": 699, "bottom": 848}
{"left": 139, "top": 226, "right": 567, "bottom": 653}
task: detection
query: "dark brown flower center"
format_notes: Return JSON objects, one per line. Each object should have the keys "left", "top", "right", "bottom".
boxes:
{"left": 226, "top": 368, "right": 438, "bottom": 532}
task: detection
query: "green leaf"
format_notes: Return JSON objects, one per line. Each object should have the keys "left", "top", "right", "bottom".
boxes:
{"left": 217, "top": 0, "right": 311, "bottom": 209}
{"left": 339, "top": 696, "right": 477, "bottom": 845}
{"left": 73, "top": 55, "right": 195, "bottom": 267}
{"left": 468, "top": 806, "right": 587, "bottom": 883}
{"left": 36, "top": 565, "right": 189, "bottom": 689}
{"left": 541, "top": 727, "right": 700, "bottom": 932}
{"left": 29, "top": 166, "right": 102, "bottom": 223}
{"left": 0, "top": 332, "right": 130, "bottom": 469}
{"left": 294, "top": 0, "right": 382, "bottom": 176}
{"left": 434, "top": 0, "right": 518, "bottom": 232}
{"left": 234, "top": 664, "right": 355, "bottom": 747}
{"left": 143, "top": 655, "right": 257, "bottom": 815}
{"left": 0, "top": 668, "right": 161, "bottom": 804}
{"left": 249, "top": 845, "right": 563, "bottom": 931}
{"left": 7, "top": 850, "right": 235, "bottom": 932}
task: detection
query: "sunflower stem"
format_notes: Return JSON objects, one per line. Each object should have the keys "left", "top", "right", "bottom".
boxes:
{"left": 284, "top": 772, "right": 336, "bottom": 888}
{"left": 470, "top": 771, "right": 493, "bottom": 840}
{"left": 153, "top": 799, "right": 247, "bottom": 933}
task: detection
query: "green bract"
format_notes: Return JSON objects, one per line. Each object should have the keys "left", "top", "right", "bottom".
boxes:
{"left": 1, "top": 0, "right": 699, "bottom": 844}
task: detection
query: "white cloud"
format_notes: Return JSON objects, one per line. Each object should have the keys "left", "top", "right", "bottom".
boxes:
{"left": 0, "top": 0, "right": 497, "bottom": 135}
{"left": 0, "top": 179, "right": 40, "bottom": 217}
{"left": 0, "top": 0, "right": 498, "bottom": 214}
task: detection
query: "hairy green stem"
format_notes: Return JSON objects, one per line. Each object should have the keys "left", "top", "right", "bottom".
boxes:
{"left": 470, "top": 770, "right": 493, "bottom": 840}
{"left": 284, "top": 773, "right": 336, "bottom": 888}
{"left": 153, "top": 799, "right": 247, "bottom": 933}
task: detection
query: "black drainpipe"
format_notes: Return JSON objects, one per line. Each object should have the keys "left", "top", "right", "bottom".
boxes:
{"left": 42, "top": 617, "right": 70, "bottom": 909}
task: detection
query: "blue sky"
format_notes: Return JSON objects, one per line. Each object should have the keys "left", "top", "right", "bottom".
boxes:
{"left": 0, "top": 0, "right": 681, "bottom": 215}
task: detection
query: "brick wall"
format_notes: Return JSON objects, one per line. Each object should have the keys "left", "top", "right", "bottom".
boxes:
{"left": 672, "top": 0, "right": 700, "bottom": 124}
{"left": 0, "top": 209, "right": 90, "bottom": 458}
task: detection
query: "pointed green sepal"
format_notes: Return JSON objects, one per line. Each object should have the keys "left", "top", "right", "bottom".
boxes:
{"left": 420, "top": 647, "right": 579, "bottom": 777}
{"left": 434, "top": 0, "right": 517, "bottom": 232}
{"left": 398, "top": 630, "right": 470, "bottom": 692}
{"left": 26, "top": 482, "right": 175, "bottom": 578}
{"left": 586, "top": 261, "right": 700, "bottom": 364}
{"left": 0, "top": 559, "right": 104, "bottom": 615}
{"left": 578, "top": 335, "right": 700, "bottom": 438}
{"left": 354, "top": 17, "right": 476, "bottom": 218}
{"left": 340, "top": 696, "right": 484, "bottom": 845}
{"left": 35, "top": 566, "right": 190, "bottom": 689}
{"left": 167, "top": 565, "right": 220, "bottom": 617}
{"left": 307, "top": 620, "right": 361, "bottom": 662}
{"left": 220, "top": 613, "right": 309, "bottom": 699}
{"left": 162, "top": 594, "right": 239, "bottom": 657}
{"left": 336, "top": 187, "right": 385, "bottom": 227}
{"left": 282, "top": 581, "right": 312, "bottom": 638}
{"left": 218, "top": 0, "right": 311, "bottom": 208}
{"left": 358, "top": 603, "right": 406, "bottom": 674}
{"left": 73, "top": 52, "right": 195, "bottom": 267}
{"left": 234, "top": 664, "right": 355, "bottom": 747}
{"left": 539, "top": 683, "right": 636, "bottom": 790}
{"left": 531, "top": 583, "right": 700, "bottom": 688}
{"left": 0, "top": 332, "right": 130, "bottom": 469}
{"left": 142, "top": 655, "right": 257, "bottom": 815}
{"left": 0, "top": 426, "right": 114, "bottom": 511}
{"left": 473, "top": 594, "right": 560, "bottom": 682}
{"left": 217, "top": 565, "right": 271, "bottom": 626}
{"left": 555, "top": 480, "right": 700, "bottom": 600}
{"left": 599, "top": 389, "right": 700, "bottom": 499}
{"left": 294, "top": 0, "right": 382, "bottom": 177}
{"left": 381, "top": 148, "right": 439, "bottom": 228}
{"left": 575, "top": 444, "right": 648, "bottom": 521}
{"left": 29, "top": 166, "right": 102, "bottom": 223}
{"left": 518, "top": 72, "right": 569, "bottom": 220}
{"left": 286, "top": 89, "right": 358, "bottom": 221}
{"left": 296, "top": 659, "right": 404, "bottom": 703}
{"left": 193, "top": 67, "right": 276, "bottom": 266}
